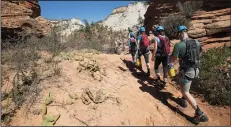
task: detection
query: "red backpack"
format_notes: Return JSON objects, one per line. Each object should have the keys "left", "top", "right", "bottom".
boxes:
{"left": 158, "top": 35, "right": 171, "bottom": 55}
{"left": 140, "top": 33, "right": 150, "bottom": 49}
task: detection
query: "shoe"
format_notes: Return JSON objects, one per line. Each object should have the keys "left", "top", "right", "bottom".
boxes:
{"left": 156, "top": 74, "right": 161, "bottom": 80}
{"left": 192, "top": 112, "right": 208, "bottom": 124}
{"left": 179, "top": 98, "right": 188, "bottom": 108}
{"left": 162, "top": 81, "right": 167, "bottom": 89}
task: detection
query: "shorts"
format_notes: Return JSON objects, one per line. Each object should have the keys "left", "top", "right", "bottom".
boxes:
{"left": 138, "top": 47, "right": 150, "bottom": 64}
{"left": 178, "top": 68, "right": 199, "bottom": 92}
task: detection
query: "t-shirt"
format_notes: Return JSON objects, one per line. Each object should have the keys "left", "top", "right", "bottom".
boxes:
{"left": 172, "top": 38, "right": 202, "bottom": 67}
{"left": 172, "top": 38, "right": 202, "bottom": 58}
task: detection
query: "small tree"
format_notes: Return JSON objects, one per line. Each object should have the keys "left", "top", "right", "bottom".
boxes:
{"left": 176, "top": 1, "right": 203, "bottom": 18}
{"left": 82, "top": 19, "right": 91, "bottom": 34}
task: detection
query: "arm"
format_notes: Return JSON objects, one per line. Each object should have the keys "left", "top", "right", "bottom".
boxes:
{"left": 137, "top": 39, "right": 140, "bottom": 50}
{"left": 199, "top": 46, "right": 203, "bottom": 57}
{"left": 153, "top": 40, "right": 157, "bottom": 55}
{"left": 151, "top": 38, "right": 158, "bottom": 61}
{"left": 196, "top": 39, "right": 203, "bottom": 57}
{"left": 128, "top": 33, "right": 131, "bottom": 48}
{"left": 171, "top": 55, "right": 178, "bottom": 63}
{"left": 171, "top": 43, "right": 180, "bottom": 64}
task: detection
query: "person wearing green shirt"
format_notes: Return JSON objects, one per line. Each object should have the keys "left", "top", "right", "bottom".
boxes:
{"left": 171, "top": 25, "right": 208, "bottom": 124}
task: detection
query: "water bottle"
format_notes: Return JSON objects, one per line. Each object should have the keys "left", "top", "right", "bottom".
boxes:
{"left": 168, "top": 63, "right": 176, "bottom": 77}
{"left": 136, "top": 58, "right": 141, "bottom": 67}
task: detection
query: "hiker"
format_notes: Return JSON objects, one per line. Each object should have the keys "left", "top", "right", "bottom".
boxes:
{"left": 171, "top": 25, "right": 208, "bottom": 124}
{"left": 152, "top": 25, "right": 158, "bottom": 36}
{"left": 151, "top": 26, "right": 171, "bottom": 88}
{"left": 148, "top": 30, "right": 155, "bottom": 54}
{"left": 128, "top": 27, "right": 134, "bottom": 50}
{"left": 135, "top": 26, "right": 140, "bottom": 38}
{"left": 136, "top": 27, "right": 151, "bottom": 76}
{"left": 128, "top": 27, "right": 137, "bottom": 64}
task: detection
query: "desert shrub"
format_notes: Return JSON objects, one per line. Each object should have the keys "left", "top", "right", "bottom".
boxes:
{"left": 193, "top": 46, "right": 231, "bottom": 105}
{"left": 64, "top": 20, "right": 124, "bottom": 54}
{"left": 159, "top": 15, "right": 190, "bottom": 37}
{"left": 177, "top": 1, "right": 203, "bottom": 18}
{"left": 41, "top": 25, "right": 67, "bottom": 57}
{"left": 1, "top": 29, "right": 65, "bottom": 125}
{"left": 1, "top": 35, "right": 41, "bottom": 125}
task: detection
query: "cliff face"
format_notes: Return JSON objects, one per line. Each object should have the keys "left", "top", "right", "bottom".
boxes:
{"left": 1, "top": 0, "right": 52, "bottom": 40}
{"left": 49, "top": 18, "right": 85, "bottom": 37}
{"left": 144, "top": 0, "right": 231, "bottom": 50}
{"left": 103, "top": 2, "right": 148, "bottom": 31}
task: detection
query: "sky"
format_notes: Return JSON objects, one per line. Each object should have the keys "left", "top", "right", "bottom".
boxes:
{"left": 39, "top": 1, "right": 136, "bottom": 23}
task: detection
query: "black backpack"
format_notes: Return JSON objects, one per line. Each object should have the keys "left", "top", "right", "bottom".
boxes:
{"left": 182, "top": 39, "right": 200, "bottom": 68}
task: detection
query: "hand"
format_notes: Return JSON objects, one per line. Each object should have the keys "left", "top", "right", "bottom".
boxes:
{"left": 151, "top": 55, "right": 155, "bottom": 61}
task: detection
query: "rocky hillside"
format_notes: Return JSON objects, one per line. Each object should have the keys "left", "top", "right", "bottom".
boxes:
{"left": 1, "top": 0, "right": 52, "bottom": 40}
{"left": 49, "top": 18, "right": 85, "bottom": 37}
{"left": 103, "top": 2, "right": 149, "bottom": 31}
{"left": 144, "top": 0, "right": 231, "bottom": 50}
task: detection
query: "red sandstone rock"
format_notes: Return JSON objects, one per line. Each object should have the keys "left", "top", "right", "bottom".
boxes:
{"left": 1, "top": 0, "right": 51, "bottom": 39}
{"left": 144, "top": 0, "right": 231, "bottom": 50}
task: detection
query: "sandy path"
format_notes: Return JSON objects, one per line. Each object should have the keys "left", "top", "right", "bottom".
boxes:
{"left": 10, "top": 53, "right": 230, "bottom": 126}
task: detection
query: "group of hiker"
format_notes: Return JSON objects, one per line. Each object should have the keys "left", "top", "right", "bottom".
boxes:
{"left": 127, "top": 25, "right": 208, "bottom": 124}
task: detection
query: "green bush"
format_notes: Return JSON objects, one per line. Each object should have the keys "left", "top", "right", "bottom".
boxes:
{"left": 193, "top": 46, "right": 231, "bottom": 105}
{"left": 159, "top": 14, "right": 190, "bottom": 37}
{"left": 176, "top": 1, "right": 203, "bottom": 18}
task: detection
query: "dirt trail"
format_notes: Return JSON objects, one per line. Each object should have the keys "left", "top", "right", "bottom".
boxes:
{"left": 9, "top": 53, "right": 230, "bottom": 126}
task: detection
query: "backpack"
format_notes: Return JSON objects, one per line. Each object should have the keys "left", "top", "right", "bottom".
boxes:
{"left": 182, "top": 39, "right": 200, "bottom": 68}
{"left": 130, "top": 37, "right": 136, "bottom": 48}
{"left": 158, "top": 35, "right": 171, "bottom": 56}
{"left": 140, "top": 33, "right": 150, "bottom": 49}
{"left": 130, "top": 37, "right": 136, "bottom": 43}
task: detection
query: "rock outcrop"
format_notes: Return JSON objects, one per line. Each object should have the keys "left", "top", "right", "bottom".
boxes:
{"left": 103, "top": 2, "right": 148, "bottom": 31}
{"left": 112, "top": 6, "right": 127, "bottom": 15}
{"left": 144, "top": 0, "right": 231, "bottom": 50}
{"left": 1, "top": 0, "right": 52, "bottom": 40}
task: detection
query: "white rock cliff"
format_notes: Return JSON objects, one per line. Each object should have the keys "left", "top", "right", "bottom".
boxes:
{"left": 103, "top": 2, "right": 149, "bottom": 31}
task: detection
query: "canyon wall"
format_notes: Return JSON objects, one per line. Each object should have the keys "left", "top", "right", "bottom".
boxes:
{"left": 1, "top": 0, "right": 52, "bottom": 40}
{"left": 144, "top": 0, "right": 231, "bottom": 50}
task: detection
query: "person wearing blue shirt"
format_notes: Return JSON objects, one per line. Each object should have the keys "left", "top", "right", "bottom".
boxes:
{"left": 136, "top": 27, "right": 151, "bottom": 76}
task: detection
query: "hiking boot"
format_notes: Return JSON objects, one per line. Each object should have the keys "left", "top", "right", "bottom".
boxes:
{"left": 192, "top": 112, "right": 208, "bottom": 124}
{"left": 179, "top": 98, "right": 188, "bottom": 108}
{"left": 161, "top": 81, "right": 166, "bottom": 89}
{"left": 156, "top": 74, "right": 161, "bottom": 80}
